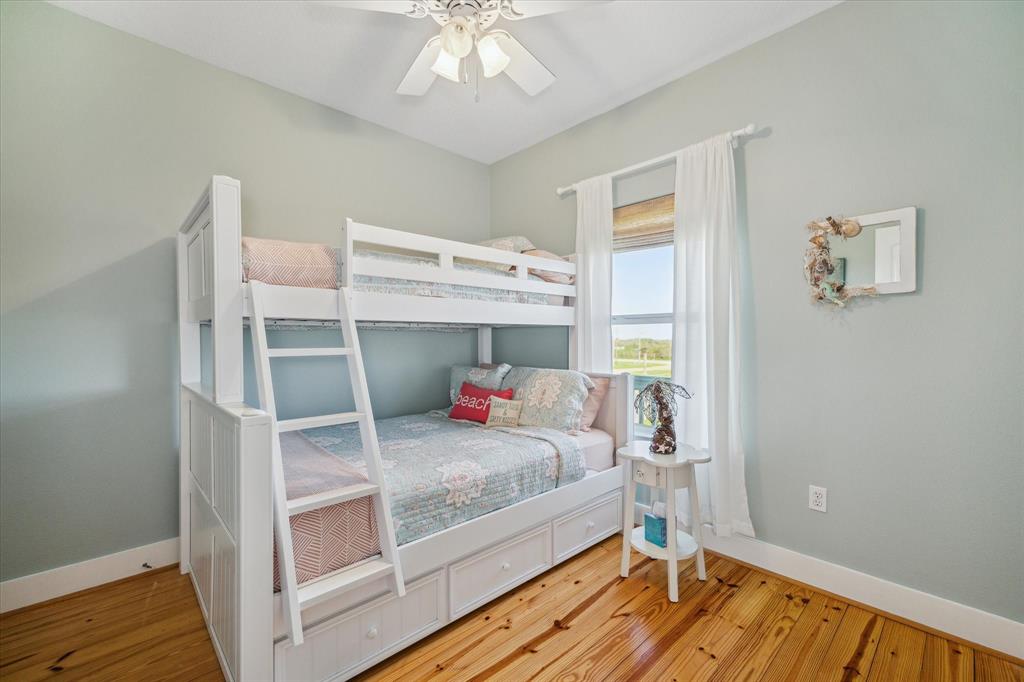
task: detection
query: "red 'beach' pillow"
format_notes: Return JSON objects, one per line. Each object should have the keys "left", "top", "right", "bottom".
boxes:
{"left": 449, "top": 382, "right": 515, "bottom": 423}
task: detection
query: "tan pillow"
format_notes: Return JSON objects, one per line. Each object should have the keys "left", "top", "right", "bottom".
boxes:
{"left": 485, "top": 397, "right": 523, "bottom": 428}
{"left": 462, "top": 236, "right": 536, "bottom": 273}
{"left": 524, "top": 249, "right": 574, "bottom": 285}
{"left": 579, "top": 377, "right": 610, "bottom": 431}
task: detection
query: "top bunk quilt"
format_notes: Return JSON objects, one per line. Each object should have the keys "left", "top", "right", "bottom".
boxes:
{"left": 241, "top": 237, "right": 562, "bottom": 305}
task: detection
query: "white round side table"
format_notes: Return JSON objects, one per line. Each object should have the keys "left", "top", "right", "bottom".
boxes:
{"left": 617, "top": 440, "right": 710, "bottom": 602}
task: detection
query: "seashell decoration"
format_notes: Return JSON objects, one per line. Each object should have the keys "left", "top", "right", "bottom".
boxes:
{"left": 805, "top": 215, "right": 875, "bottom": 307}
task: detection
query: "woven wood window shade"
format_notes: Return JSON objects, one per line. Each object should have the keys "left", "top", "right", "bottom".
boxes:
{"left": 613, "top": 193, "right": 674, "bottom": 251}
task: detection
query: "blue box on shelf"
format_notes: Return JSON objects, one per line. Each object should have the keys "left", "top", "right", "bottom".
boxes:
{"left": 644, "top": 512, "right": 667, "bottom": 548}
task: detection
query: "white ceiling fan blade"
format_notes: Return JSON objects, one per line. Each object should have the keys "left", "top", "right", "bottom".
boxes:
{"left": 397, "top": 36, "right": 441, "bottom": 96}
{"left": 499, "top": 0, "right": 609, "bottom": 20}
{"left": 315, "top": 1, "right": 429, "bottom": 17}
{"left": 493, "top": 32, "right": 555, "bottom": 96}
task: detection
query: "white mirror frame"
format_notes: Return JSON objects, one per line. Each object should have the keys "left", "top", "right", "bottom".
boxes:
{"left": 848, "top": 206, "right": 917, "bottom": 295}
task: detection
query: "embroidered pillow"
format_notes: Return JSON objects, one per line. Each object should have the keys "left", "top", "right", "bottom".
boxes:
{"left": 485, "top": 396, "right": 523, "bottom": 428}
{"left": 449, "top": 363, "right": 511, "bottom": 404}
{"left": 479, "top": 235, "right": 536, "bottom": 253}
{"left": 461, "top": 236, "right": 537, "bottom": 272}
{"left": 523, "top": 249, "right": 574, "bottom": 285}
{"left": 501, "top": 367, "right": 595, "bottom": 433}
{"left": 242, "top": 237, "right": 337, "bottom": 289}
{"left": 449, "top": 383, "right": 515, "bottom": 424}
{"left": 580, "top": 377, "right": 610, "bottom": 431}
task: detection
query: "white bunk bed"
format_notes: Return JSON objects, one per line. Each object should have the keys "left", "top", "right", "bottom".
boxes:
{"left": 177, "top": 176, "right": 633, "bottom": 681}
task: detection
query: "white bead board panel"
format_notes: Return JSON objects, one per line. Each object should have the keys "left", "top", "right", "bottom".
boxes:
{"left": 448, "top": 524, "right": 552, "bottom": 619}
{"left": 553, "top": 492, "right": 622, "bottom": 563}
{"left": 274, "top": 571, "right": 446, "bottom": 682}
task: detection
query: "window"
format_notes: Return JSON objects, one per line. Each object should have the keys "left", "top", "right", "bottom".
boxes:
{"left": 611, "top": 194, "right": 675, "bottom": 430}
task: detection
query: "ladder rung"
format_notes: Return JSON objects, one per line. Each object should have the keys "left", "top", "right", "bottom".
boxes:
{"left": 287, "top": 483, "right": 380, "bottom": 516}
{"left": 278, "top": 412, "right": 363, "bottom": 432}
{"left": 268, "top": 347, "right": 352, "bottom": 358}
{"left": 297, "top": 559, "right": 394, "bottom": 608}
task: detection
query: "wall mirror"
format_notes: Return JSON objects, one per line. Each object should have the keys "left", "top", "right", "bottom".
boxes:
{"left": 805, "top": 206, "right": 916, "bottom": 306}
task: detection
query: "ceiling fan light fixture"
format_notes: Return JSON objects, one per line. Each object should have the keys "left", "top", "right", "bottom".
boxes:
{"left": 439, "top": 16, "right": 474, "bottom": 58}
{"left": 477, "top": 33, "right": 510, "bottom": 78}
{"left": 430, "top": 48, "right": 462, "bottom": 82}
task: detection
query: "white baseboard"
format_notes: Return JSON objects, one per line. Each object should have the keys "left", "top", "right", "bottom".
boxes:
{"left": 0, "top": 537, "right": 179, "bottom": 613}
{"left": 632, "top": 503, "right": 1023, "bottom": 659}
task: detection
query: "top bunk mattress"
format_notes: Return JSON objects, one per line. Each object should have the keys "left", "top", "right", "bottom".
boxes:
{"left": 242, "top": 237, "right": 566, "bottom": 306}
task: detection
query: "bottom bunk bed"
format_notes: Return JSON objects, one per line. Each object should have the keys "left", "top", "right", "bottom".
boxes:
{"left": 275, "top": 411, "right": 616, "bottom": 589}
{"left": 181, "top": 372, "right": 632, "bottom": 682}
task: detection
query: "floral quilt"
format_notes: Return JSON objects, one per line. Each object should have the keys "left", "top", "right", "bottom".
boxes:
{"left": 298, "top": 412, "right": 586, "bottom": 546}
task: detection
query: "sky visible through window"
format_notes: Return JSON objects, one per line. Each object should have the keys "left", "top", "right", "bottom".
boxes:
{"left": 613, "top": 244, "right": 672, "bottom": 378}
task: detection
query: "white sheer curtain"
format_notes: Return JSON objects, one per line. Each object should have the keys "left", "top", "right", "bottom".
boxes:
{"left": 672, "top": 133, "right": 754, "bottom": 537}
{"left": 571, "top": 175, "right": 613, "bottom": 372}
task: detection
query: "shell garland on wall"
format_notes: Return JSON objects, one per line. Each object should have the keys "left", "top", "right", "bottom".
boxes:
{"left": 804, "top": 216, "right": 876, "bottom": 306}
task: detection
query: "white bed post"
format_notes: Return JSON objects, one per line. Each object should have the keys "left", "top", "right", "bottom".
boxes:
{"left": 478, "top": 326, "right": 492, "bottom": 364}
{"left": 177, "top": 226, "right": 200, "bottom": 574}
{"left": 209, "top": 176, "right": 244, "bottom": 404}
{"left": 341, "top": 218, "right": 355, "bottom": 288}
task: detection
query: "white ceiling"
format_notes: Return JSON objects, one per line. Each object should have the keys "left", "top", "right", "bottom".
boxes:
{"left": 50, "top": 0, "right": 838, "bottom": 164}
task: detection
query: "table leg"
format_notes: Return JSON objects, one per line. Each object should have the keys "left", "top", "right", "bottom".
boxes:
{"left": 665, "top": 468, "right": 678, "bottom": 602}
{"left": 620, "top": 461, "right": 635, "bottom": 578}
{"left": 688, "top": 463, "right": 706, "bottom": 581}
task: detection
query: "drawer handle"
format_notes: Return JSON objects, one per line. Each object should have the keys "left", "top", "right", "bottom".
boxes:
{"left": 366, "top": 626, "right": 378, "bottom": 640}
{"left": 586, "top": 520, "right": 596, "bottom": 530}
{"left": 500, "top": 561, "right": 511, "bottom": 571}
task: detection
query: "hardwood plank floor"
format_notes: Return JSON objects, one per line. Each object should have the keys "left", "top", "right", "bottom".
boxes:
{"left": 1, "top": 537, "right": 1020, "bottom": 681}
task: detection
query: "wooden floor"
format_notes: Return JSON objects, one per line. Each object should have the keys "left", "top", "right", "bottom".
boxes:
{"left": 0, "top": 566, "right": 222, "bottom": 681}
{"left": 1, "top": 537, "right": 1020, "bottom": 681}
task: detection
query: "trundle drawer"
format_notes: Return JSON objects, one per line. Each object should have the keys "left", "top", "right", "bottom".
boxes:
{"left": 553, "top": 492, "right": 622, "bottom": 562}
{"left": 449, "top": 525, "right": 552, "bottom": 618}
{"left": 274, "top": 571, "right": 445, "bottom": 682}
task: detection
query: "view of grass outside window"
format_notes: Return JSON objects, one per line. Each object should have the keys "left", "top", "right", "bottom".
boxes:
{"left": 613, "top": 326, "right": 671, "bottom": 378}
{"left": 612, "top": 243, "right": 673, "bottom": 428}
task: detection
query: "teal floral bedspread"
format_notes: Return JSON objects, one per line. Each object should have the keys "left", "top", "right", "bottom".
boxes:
{"left": 299, "top": 412, "right": 585, "bottom": 546}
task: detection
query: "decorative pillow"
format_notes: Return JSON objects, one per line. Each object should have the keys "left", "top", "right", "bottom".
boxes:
{"left": 242, "top": 237, "right": 337, "bottom": 289}
{"left": 485, "top": 397, "right": 523, "bottom": 428}
{"left": 579, "top": 377, "right": 610, "bottom": 432}
{"left": 449, "top": 363, "right": 511, "bottom": 404}
{"left": 501, "top": 367, "right": 595, "bottom": 433}
{"left": 450, "top": 383, "right": 515, "bottom": 424}
{"left": 462, "top": 236, "right": 538, "bottom": 272}
{"left": 479, "top": 235, "right": 536, "bottom": 253}
{"left": 523, "top": 249, "right": 574, "bottom": 285}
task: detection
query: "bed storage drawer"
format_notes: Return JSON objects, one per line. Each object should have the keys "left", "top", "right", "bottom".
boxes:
{"left": 274, "top": 571, "right": 445, "bottom": 682}
{"left": 449, "top": 525, "right": 552, "bottom": 618}
{"left": 553, "top": 492, "right": 622, "bottom": 562}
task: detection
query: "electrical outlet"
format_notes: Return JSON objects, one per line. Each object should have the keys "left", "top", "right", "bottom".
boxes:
{"left": 809, "top": 485, "right": 827, "bottom": 513}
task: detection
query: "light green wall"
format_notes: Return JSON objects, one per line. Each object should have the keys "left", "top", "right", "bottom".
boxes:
{"left": 490, "top": 1, "right": 1024, "bottom": 621}
{"left": 0, "top": 1, "right": 488, "bottom": 580}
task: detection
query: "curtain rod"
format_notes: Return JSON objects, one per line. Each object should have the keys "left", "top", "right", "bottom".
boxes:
{"left": 555, "top": 123, "right": 756, "bottom": 198}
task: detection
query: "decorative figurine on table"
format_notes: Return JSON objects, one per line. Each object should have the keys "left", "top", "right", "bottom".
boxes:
{"left": 633, "top": 379, "right": 692, "bottom": 454}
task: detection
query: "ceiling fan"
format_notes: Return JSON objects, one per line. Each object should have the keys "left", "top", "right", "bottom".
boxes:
{"left": 325, "top": 1, "right": 607, "bottom": 96}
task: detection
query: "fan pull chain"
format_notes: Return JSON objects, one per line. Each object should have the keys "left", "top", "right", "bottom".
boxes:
{"left": 474, "top": 52, "right": 480, "bottom": 103}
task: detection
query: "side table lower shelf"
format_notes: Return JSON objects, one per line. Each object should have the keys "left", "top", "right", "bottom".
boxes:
{"left": 629, "top": 526, "right": 698, "bottom": 561}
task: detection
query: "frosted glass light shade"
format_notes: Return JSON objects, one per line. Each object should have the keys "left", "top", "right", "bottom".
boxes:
{"left": 431, "top": 49, "right": 461, "bottom": 82}
{"left": 477, "top": 33, "right": 510, "bottom": 78}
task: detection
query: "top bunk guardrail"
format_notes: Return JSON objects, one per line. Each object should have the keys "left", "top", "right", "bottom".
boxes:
{"left": 178, "top": 176, "right": 577, "bottom": 333}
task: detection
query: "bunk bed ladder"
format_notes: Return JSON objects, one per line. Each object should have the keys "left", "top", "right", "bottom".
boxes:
{"left": 248, "top": 281, "right": 406, "bottom": 647}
